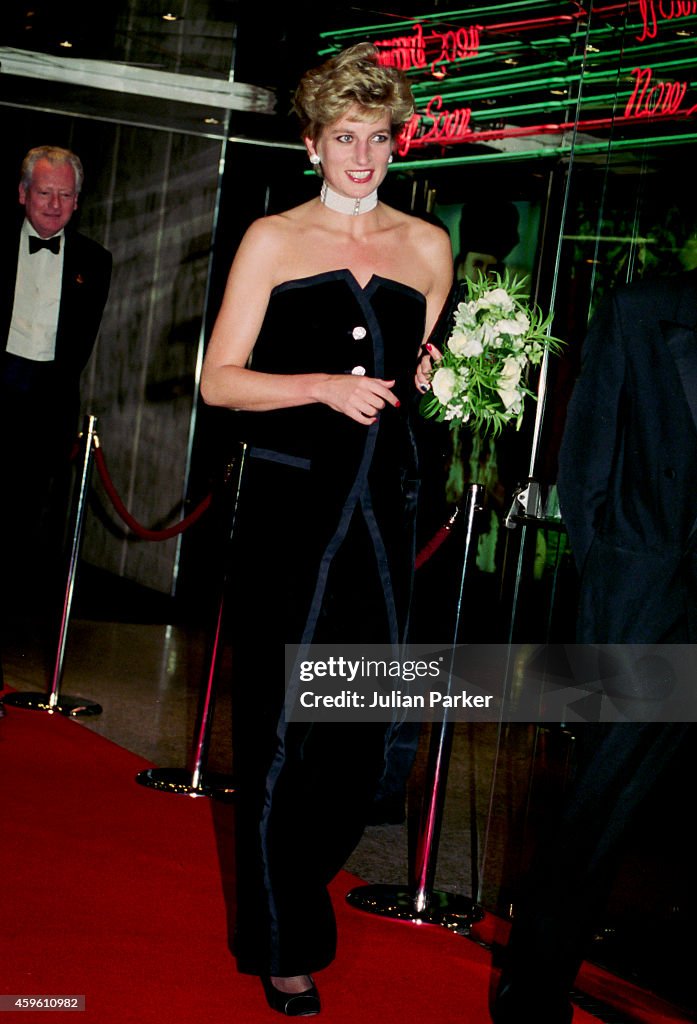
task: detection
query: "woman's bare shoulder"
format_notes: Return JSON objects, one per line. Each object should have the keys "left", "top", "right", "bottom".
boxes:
{"left": 410, "top": 211, "right": 451, "bottom": 247}
{"left": 380, "top": 203, "right": 449, "bottom": 246}
{"left": 230, "top": 202, "right": 322, "bottom": 289}
{"left": 394, "top": 209, "right": 454, "bottom": 274}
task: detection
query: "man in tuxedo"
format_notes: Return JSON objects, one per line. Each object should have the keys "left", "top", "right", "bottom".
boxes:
{"left": 0, "top": 145, "right": 112, "bottom": 657}
{"left": 490, "top": 270, "right": 695, "bottom": 1022}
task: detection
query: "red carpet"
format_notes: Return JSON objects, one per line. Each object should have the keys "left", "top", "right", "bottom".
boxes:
{"left": 0, "top": 705, "right": 690, "bottom": 1023}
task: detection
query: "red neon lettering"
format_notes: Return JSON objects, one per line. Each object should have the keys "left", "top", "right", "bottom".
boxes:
{"left": 375, "top": 21, "right": 480, "bottom": 74}
{"left": 422, "top": 96, "right": 472, "bottom": 147}
{"left": 432, "top": 29, "right": 457, "bottom": 74}
{"left": 396, "top": 88, "right": 697, "bottom": 156}
{"left": 375, "top": 23, "right": 426, "bottom": 71}
{"left": 636, "top": 0, "right": 697, "bottom": 41}
{"left": 396, "top": 114, "right": 422, "bottom": 157}
{"left": 624, "top": 66, "right": 687, "bottom": 117}
{"left": 662, "top": 0, "right": 697, "bottom": 16}
{"left": 637, "top": 0, "right": 658, "bottom": 40}
{"left": 396, "top": 97, "right": 472, "bottom": 154}
{"left": 430, "top": 25, "right": 481, "bottom": 74}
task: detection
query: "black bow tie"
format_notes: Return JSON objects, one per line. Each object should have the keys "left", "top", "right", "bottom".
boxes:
{"left": 29, "top": 235, "right": 61, "bottom": 255}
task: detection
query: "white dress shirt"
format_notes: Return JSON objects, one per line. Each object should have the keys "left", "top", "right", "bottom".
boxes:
{"left": 6, "top": 220, "right": 65, "bottom": 362}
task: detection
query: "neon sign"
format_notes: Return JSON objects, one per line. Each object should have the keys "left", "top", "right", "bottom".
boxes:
{"left": 397, "top": 96, "right": 472, "bottom": 154}
{"left": 624, "top": 66, "right": 689, "bottom": 116}
{"left": 322, "top": 5, "right": 697, "bottom": 161}
{"left": 637, "top": 0, "right": 697, "bottom": 41}
{"left": 375, "top": 22, "right": 480, "bottom": 74}
{"left": 397, "top": 78, "right": 696, "bottom": 153}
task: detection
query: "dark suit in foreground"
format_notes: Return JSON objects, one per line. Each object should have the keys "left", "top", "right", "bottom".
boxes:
{"left": 558, "top": 269, "right": 697, "bottom": 643}
{"left": 491, "top": 272, "right": 695, "bottom": 1023}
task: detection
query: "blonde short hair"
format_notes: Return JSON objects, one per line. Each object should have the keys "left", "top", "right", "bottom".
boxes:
{"left": 293, "top": 42, "right": 414, "bottom": 141}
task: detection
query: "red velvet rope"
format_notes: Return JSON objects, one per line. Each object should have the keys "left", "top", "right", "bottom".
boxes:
{"left": 94, "top": 446, "right": 212, "bottom": 541}
{"left": 415, "top": 508, "right": 460, "bottom": 570}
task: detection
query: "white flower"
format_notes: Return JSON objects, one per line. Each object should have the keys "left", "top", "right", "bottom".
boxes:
{"left": 481, "top": 321, "right": 501, "bottom": 348}
{"left": 496, "top": 356, "right": 525, "bottom": 412}
{"left": 476, "top": 288, "right": 515, "bottom": 314}
{"left": 497, "top": 387, "right": 523, "bottom": 413}
{"left": 454, "top": 300, "right": 478, "bottom": 327}
{"left": 494, "top": 314, "right": 529, "bottom": 336}
{"left": 431, "top": 366, "right": 458, "bottom": 404}
{"left": 444, "top": 404, "right": 470, "bottom": 422}
{"left": 448, "top": 326, "right": 483, "bottom": 357}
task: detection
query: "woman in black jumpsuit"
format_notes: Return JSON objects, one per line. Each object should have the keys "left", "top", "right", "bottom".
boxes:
{"left": 201, "top": 42, "right": 453, "bottom": 1016}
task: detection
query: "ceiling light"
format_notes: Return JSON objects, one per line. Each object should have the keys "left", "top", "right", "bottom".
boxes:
{"left": 59, "top": 40, "right": 73, "bottom": 48}
{"left": 162, "top": 12, "right": 179, "bottom": 21}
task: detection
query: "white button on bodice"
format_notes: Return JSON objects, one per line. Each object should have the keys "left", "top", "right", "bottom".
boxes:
{"left": 351, "top": 365, "right": 366, "bottom": 376}
{"left": 352, "top": 326, "right": 367, "bottom": 340}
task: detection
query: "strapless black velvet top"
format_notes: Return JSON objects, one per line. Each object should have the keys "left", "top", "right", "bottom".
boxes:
{"left": 231, "top": 270, "right": 427, "bottom": 646}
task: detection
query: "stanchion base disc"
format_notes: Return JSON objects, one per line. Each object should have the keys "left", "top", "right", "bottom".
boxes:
{"left": 346, "top": 883, "right": 483, "bottom": 935}
{"left": 135, "top": 767, "right": 236, "bottom": 801}
{"left": 2, "top": 691, "right": 103, "bottom": 717}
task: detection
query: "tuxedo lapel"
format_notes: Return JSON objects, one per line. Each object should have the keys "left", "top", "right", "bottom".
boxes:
{"left": 661, "top": 274, "right": 697, "bottom": 439}
{"left": 661, "top": 274, "right": 697, "bottom": 539}
{"left": 58, "top": 230, "right": 76, "bottom": 324}
{"left": 662, "top": 323, "right": 697, "bottom": 432}
{"left": 54, "top": 230, "right": 111, "bottom": 375}
{"left": 55, "top": 231, "right": 84, "bottom": 364}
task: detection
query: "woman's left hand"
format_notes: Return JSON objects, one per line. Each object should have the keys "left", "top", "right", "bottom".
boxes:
{"left": 414, "top": 342, "right": 442, "bottom": 393}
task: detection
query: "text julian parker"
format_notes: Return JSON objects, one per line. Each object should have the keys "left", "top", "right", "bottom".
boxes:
{"left": 299, "top": 690, "right": 494, "bottom": 709}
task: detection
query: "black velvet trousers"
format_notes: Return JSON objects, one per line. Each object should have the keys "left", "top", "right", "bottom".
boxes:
{"left": 229, "top": 503, "right": 395, "bottom": 977}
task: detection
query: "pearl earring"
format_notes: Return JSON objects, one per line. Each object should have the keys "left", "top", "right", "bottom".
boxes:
{"left": 388, "top": 154, "right": 393, "bottom": 164}
{"left": 309, "top": 154, "right": 321, "bottom": 166}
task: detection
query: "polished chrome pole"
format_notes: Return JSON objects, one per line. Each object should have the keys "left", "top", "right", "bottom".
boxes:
{"left": 136, "top": 442, "right": 247, "bottom": 799}
{"left": 347, "top": 482, "right": 486, "bottom": 933}
{"left": 4, "top": 414, "right": 102, "bottom": 717}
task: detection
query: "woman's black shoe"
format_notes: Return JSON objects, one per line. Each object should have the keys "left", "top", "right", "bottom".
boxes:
{"left": 261, "top": 977, "right": 320, "bottom": 1017}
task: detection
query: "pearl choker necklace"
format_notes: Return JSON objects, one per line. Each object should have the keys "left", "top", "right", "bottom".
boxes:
{"left": 320, "top": 181, "right": 378, "bottom": 216}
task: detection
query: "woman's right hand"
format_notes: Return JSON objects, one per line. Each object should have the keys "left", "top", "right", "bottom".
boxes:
{"left": 314, "top": 374, "right": 399, "bottom": 425}
{"left": 414, "top": 342, "right": 443, "bottom": 393}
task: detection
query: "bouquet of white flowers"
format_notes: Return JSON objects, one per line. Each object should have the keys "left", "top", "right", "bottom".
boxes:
{"left": 420, "top": 272, "right": 563, "bottom": 437}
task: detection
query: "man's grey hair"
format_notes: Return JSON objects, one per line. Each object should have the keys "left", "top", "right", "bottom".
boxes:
{"left": 20, "top": 145, "right": 84, "bottom": 194}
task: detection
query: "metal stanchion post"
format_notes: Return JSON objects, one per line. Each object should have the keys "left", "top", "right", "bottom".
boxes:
{"left": 4, "top": 415, "right": 102, "bottom": 717}
{"left": 346, "top": 483, "right": 486, "bottom": 934}
{"left": 135, "top": 443, "right": 248, "bottom": 799}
